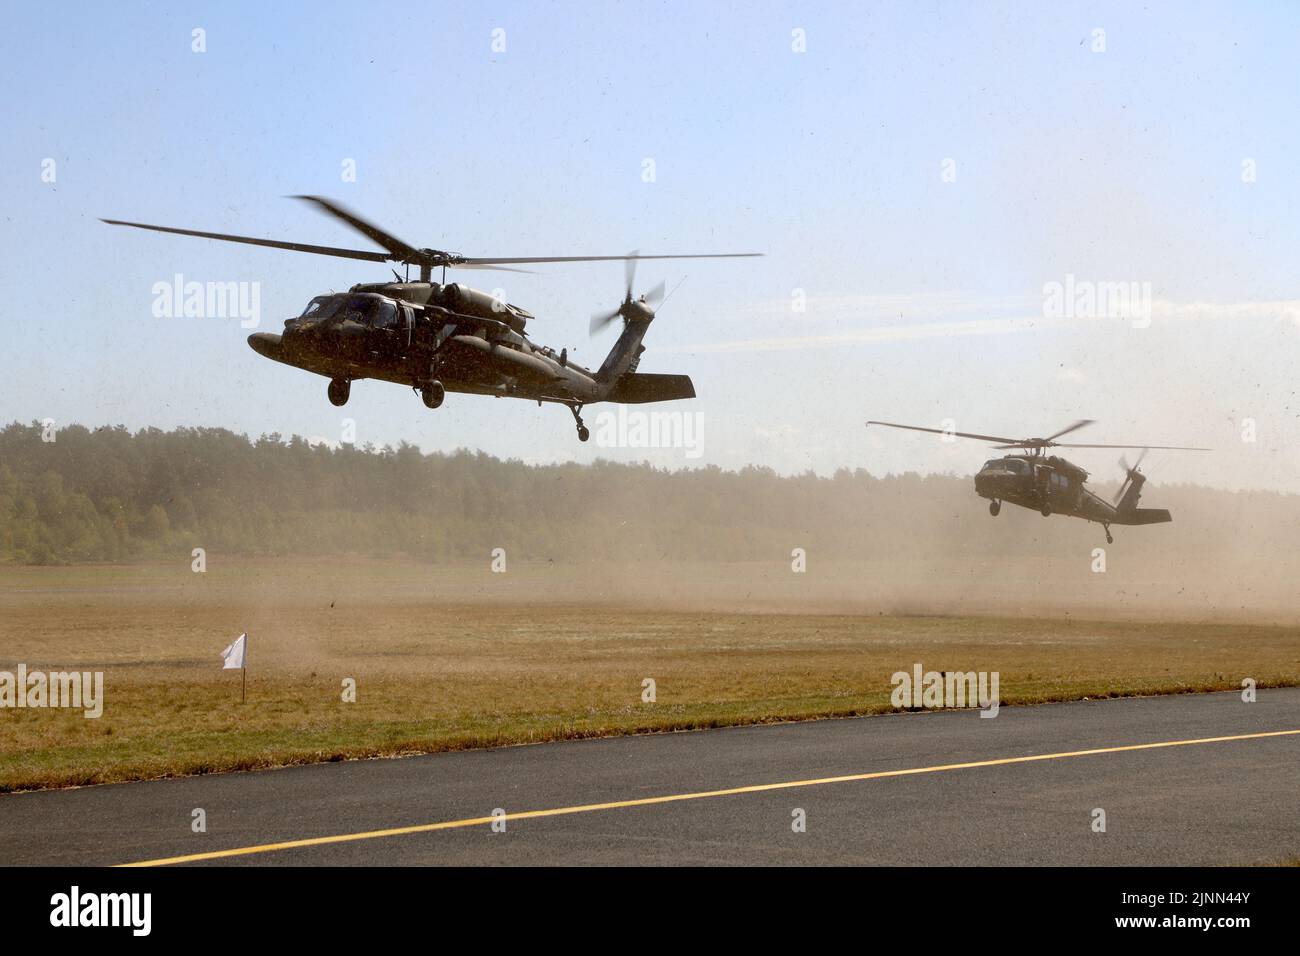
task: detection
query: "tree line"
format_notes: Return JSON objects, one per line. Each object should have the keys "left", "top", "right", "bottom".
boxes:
{"left": 0, "top": 421, "right": 1293, "bottom": 566}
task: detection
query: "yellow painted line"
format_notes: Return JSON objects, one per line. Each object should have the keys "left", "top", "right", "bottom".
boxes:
{"left": 118, "top": 728, "right": 1300, "bottom": 867}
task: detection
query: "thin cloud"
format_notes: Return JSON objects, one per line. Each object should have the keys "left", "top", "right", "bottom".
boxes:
{"left": 651, "top": 315, "right": 1060, "bottom": 354}
{"left": 650, "top": 296, "right": 1300, "bottom": 355}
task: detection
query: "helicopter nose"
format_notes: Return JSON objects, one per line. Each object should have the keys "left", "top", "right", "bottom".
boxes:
{"left": 281, "top": 319, "right": 329, "bottom": 351}
{"left": 277, "top": 318, "right": 366, "bottom": 360}
{"left": 247, "top": 331, "right": 283, "bottom": 360}
{"left": 974, "top": 471, "right": 1009, "bottom": 496}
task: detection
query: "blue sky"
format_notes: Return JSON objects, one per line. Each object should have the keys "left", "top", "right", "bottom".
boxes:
{"left": 2, "top": 1, "right": 1297, "bottom": 489}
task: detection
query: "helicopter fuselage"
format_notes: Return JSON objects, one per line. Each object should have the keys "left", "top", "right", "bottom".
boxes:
{"left": 973, "top": 453, "right": 1170, "bottom": 531}
{"left": 865, "top": 418, "right": 1201, "bottom": 543}
{"left": 248, "top": 281, "right": 602, "bottom": 404}
{"left": 243, "top": 279, "right": 697, "bottom": 441}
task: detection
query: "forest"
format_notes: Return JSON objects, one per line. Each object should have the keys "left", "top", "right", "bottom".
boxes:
{"left": 0, "top": 420, "right": 1294, "bottom": 566}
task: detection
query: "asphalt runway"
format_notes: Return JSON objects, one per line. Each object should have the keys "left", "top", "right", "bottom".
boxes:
{"left": 2, "top": 689, "right": 1298, "bottom": 866}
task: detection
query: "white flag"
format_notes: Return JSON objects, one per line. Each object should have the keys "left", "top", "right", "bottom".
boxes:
{"left": 221, "top": 633, "right": 246, "bottom": 670}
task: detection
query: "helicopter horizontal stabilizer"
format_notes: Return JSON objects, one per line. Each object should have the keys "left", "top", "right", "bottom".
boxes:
{"left": 602, "top": 373, "right": 696, "bottom": 404}
{"left": 1114, "top": 507, "right": 1172, "bottom": 526}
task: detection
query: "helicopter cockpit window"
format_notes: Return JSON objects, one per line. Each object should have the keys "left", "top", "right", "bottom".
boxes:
{"left": 983, "top": 459, "right": 1026, "bottom": 474}
{"left": 333, "top": 294, "right": 398, "bottom": 329}
{"left": 369, "top": 300, "right": 398, "bottom": 330}
{"left": 300, "top": 295, "right": 341, "bottom": 320}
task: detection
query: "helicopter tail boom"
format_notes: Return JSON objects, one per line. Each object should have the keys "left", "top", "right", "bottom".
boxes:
{"left": 590, "top": 315, "right": 695, "bottom": 404}
{"left": 594, "top": 314, "right": 653, "bottom": 386}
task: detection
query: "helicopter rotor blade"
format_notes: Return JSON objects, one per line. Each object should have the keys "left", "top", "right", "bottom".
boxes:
{"left": 642, "top": 280, "right": 666, "bottom": 307}
{"left": 447, "top": 263, "right": 536, "bottom": 274}
{"left": 592, "top": 254, "right": 673, "bottom": 335}
{"left": 290, "top": 195, "right": 421, "bottom": 261}
{"left": 1044, "top": 419, "right": 1095, "bottom": 442}
{"left": 99, "top": 218, "right": 391, "bottom": 263}
{"left": 1112, "top": 448, "right": 1153, "bottom": 504}
{"left": 1051, "top": 443, "right": 1210, "bottom": 451}
{"left": 460, "top": 252, "right": 764, "bottom": 267}
{"left": 989, "top": 421, "right": 1091, "bottom": 449}
{"left": 108, "top": 198, "right": 762, "bottom": 278}
{"left": 624, "top": 252, "right": 638, "bottom": 300}
{"left": 867, "top": 421, "right": 1023, "bottom": 445}
{"left": 590, "top": 307, "right": 622, "bottom": 336}
{"left": 1113, "top": 473, "right": 1131, "bottom": 505}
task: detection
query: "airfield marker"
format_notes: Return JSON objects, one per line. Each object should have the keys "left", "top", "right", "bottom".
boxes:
{"left": 220, "top": 633, "right": 248, "bottom": 703}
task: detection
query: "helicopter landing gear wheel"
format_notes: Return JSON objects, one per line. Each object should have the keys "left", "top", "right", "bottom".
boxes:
{"left": 569, "top": 404, "right": 589, "bottom": 442}
{"left": 1104, "top": 526, "right": 1113, "bottom": 545}
{"left": 1040, "top": 505, "right": 1052, "bottom": 517}
{"left": 421, "top": 380, "right": 445, "bottom": 409}
{"left": 989, "top": 500, "right": 1001, "bottom": 517}
{"left": 328, "top": 379, "right": 350, "bottom": 407}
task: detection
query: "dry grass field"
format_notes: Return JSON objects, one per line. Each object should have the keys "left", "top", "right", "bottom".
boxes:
{"left": 2, "top": 559, "right": 1298, "bottom": 792}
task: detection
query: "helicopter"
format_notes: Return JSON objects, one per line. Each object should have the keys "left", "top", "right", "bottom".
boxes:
{"left": 102, "top": 196, "right": 761, "bottom": 441}
{"left": 865, "top": 419, "right": 1210, "bottom": 543}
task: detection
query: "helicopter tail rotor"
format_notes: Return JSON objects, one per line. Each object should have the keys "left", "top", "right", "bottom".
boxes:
{"left": 590, "top": 252, "right": 667, "bottom": 335}
{"left": 1113, "top": 448, "right": 1151, "bottom": 508}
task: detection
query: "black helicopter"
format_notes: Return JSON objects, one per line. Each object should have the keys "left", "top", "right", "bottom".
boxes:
{"left": 102, "top": 197, "right": 760, "bottom": 441}
{"left": 866, "top": 419, "right": 1209, "bottom": 543}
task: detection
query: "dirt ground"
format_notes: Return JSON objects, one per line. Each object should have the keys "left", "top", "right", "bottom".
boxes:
{"left": 1, "top": 558, "right": 1297, "bottom": 791}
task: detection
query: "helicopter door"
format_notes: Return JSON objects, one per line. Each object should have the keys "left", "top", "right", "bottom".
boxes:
{"left": 367, "top": 300, "right": 401, "bottom": 358}
{"left": 1046, "top": 471, "right": 1073, "bottom": 509}
{"left": 1066, "top": 474, "right": 1082, "bottom": 509}
{"left": 400, "top": 304, "right": 414, "bottom": 349}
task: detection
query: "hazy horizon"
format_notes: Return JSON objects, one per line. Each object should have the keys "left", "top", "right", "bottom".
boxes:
{"left": 4, "top": 415, "right": 1292, "bottom": 496}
